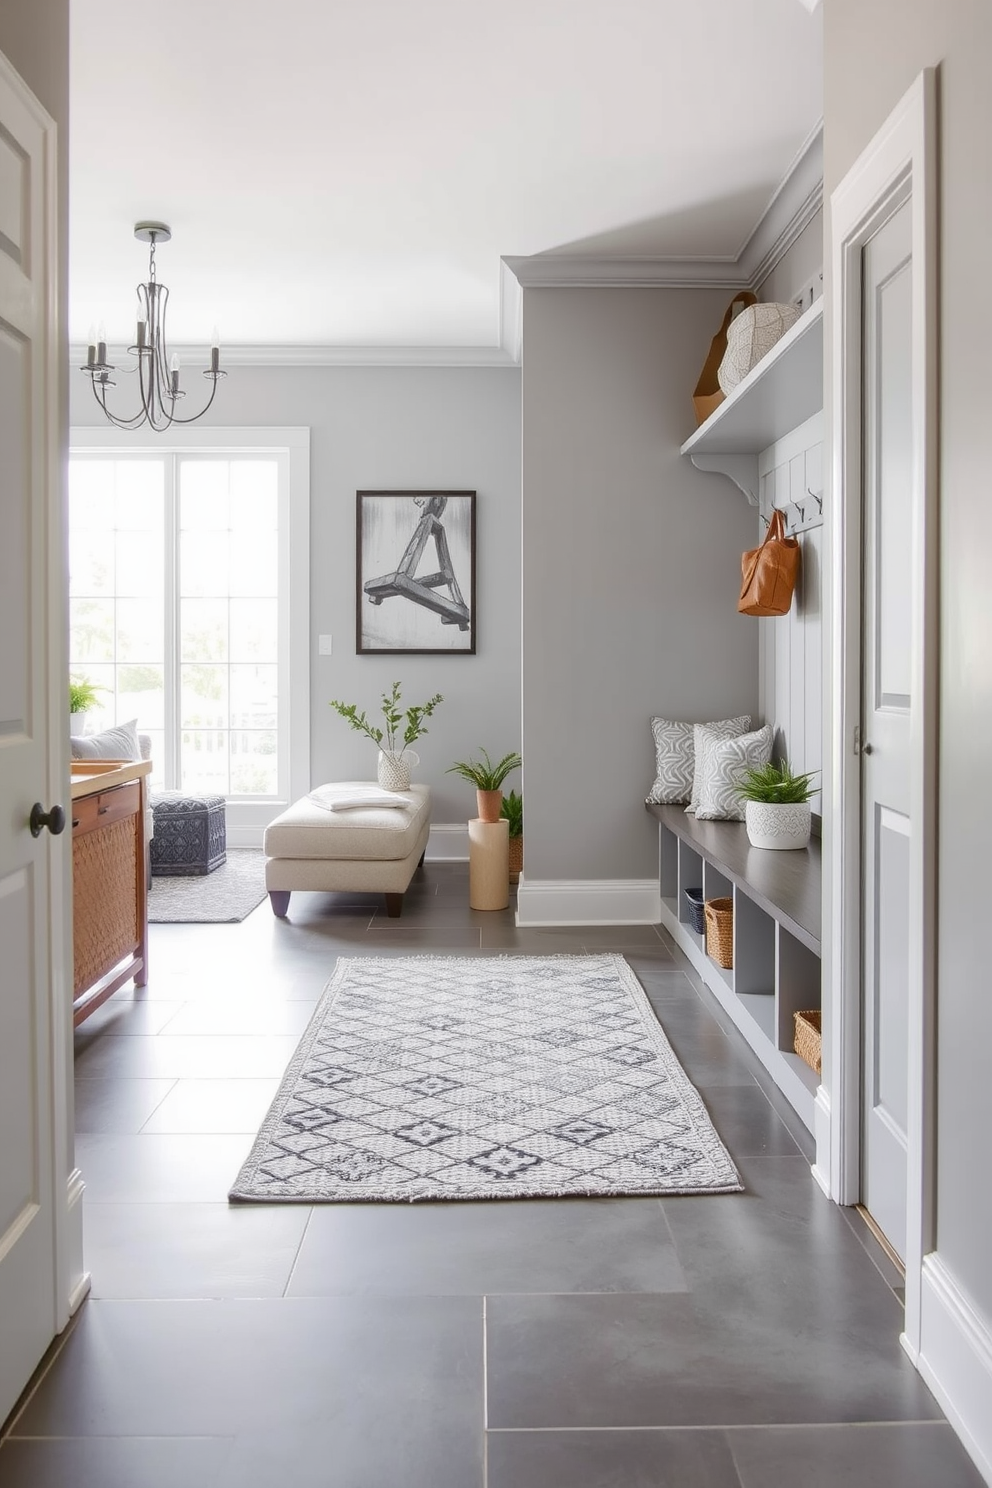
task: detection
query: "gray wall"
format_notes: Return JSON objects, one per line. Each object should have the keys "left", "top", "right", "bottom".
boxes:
{"left": 758, "top": 208, "right": 823, "bottom": 307}
{"left": 520, "top": 287, "right": 758, "bottom": 882}
{"left": 71, "top": 366, "right": 522, "bottom": 823}
{"left": 825, "top": 0, "right": 992, "bottom": 1323}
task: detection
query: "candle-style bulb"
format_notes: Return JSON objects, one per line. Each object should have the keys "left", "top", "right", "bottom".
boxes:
{"left": 136, "top": 316, "right": 147, "bottom": 349}
{"left": 170, "top": 352, "right": 181, "bottom": 373}
{"left": 210, "top": 325, "right": 220, "bottom": 350}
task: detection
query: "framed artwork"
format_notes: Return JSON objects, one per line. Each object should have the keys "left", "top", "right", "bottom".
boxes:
{"left": 356, "top": 490, "right": 476, "bottom": 655}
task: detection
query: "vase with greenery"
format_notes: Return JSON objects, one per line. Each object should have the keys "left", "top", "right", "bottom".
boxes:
{"left": 69, "top": 675, "right": 105, "bottom": 736}
{"left": 736, "top": 760, "right": 817, "bottom": 850}
{"left": 447, "top": 748, "right": 521, "bottom": 823}
{"left": 329, "top": 681, "right": 443, "bottom": 790}
{"left": 501, "top": 788, "right": 523, "bottom": 882}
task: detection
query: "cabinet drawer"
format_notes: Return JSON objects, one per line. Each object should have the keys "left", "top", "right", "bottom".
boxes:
{"left": 72, "top": 780, "right": 140, "bottom": 837}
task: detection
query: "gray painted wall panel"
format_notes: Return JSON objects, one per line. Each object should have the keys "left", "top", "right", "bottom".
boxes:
{"left": 71, "top": 366, "right": 522, "bottom": 823}
{"left": 825, "top": 0, "right": 992, "bottom": 1327}
{"left": 520, "top": 287, "right": 758, "bottom": 882}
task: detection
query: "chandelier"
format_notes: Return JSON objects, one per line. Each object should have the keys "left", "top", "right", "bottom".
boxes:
{"left": 81, "top": 222, "right": 226, "bottom": 430}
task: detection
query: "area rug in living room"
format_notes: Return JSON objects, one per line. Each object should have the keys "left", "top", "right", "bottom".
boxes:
{"left": 148, "top": 849, "right": 267, "bottom": 923}
{"left": 229, "top": 953, "right": 741, "bottom": 1202}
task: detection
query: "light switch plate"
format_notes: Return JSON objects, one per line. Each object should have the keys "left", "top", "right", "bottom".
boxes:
{"left": 318, "top": 634, "right": 333, "bottom": 655}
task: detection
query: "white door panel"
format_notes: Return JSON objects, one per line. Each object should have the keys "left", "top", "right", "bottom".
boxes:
{"left": 861, "top": 197, "right": 913, "bottom": 1262}
{"left": 0, "top": 53, "right": 62, "bottom": 1425}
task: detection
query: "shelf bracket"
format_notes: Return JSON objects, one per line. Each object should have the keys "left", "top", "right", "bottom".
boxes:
{"left": 688, "top": 452, "right": 760, "bottom": 506}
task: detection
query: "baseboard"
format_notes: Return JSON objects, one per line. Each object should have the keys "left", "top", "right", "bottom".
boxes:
{"left": 65, "top": 1168, "right": 89, "bottom": 1319}
{"left": 426, "top": 823, "right": 469, "bottom": 860}
{"left": 226, "top": 826, "right": 264, "bottom": 849}
{"left": 515, "top": 877, "right": 661, "bottom": 927}
{"left": 812, "top": 1085, "right": 832, "bottom": 1196}
{"left": 917, "top": 1254, "right": 992, "bottom": 1485}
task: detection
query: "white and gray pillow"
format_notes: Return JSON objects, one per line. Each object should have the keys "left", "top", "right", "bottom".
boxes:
{"left": 687, "top": 715, "right": 751, "bottom": 813}
{"left": 695, "top": 724, "right": 774, "bottom": 821}
{"left": 70, "top": 718, "right": 141, "bottom": 761}
{"left": 647, "top": 714, "right": 751, "bottom": 806}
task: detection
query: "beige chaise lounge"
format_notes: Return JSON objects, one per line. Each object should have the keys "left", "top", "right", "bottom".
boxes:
{"left": 263, "top": 782, "right": 431, "bottom": 918}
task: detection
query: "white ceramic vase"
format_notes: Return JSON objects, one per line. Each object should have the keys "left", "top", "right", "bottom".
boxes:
{"left": 377, "top": 747, "right": 418, "bottom": 791}
{"left": 745, "top": 799, "right": 811, "bottom": 851}
{"left": 69, "top": 709, "right": 92, "bottom": 738}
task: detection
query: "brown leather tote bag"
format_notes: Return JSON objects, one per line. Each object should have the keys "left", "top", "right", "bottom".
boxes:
{"left": 738, "top": 509, "right": 800, "bottom": 617}
{"left": 692, "top": 291, "right": 758, "bottom": 425}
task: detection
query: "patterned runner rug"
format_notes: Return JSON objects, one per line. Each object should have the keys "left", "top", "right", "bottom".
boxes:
{"left": 230, "top": 954, "right": 741, "bottom": 1202}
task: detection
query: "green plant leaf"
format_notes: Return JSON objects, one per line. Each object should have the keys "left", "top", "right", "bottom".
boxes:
{"left": 330, "top": 683, "right": 443, "bottom": 753}
{"left": 446, "top": 748, "right": 522, "bottom": 790}
{"left": 735, "top": 759, "right": 818, "bottom": 804}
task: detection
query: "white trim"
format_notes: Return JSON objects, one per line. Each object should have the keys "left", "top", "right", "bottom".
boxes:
{"left": 826, "top": 71, "right": 938, "bottom": 1363}
{"left": 65, "top": 1171, "right": 89, "bottom": 1318}
{"left": 811, "top": 1085, "right": 832, "bottom": 1195}
{"left": 917, "top": 1256, "right": 992, "bottom": 1486}
{"left": 499, "top": 260, "right": 523, "bottom": 365}
{"left": 515, "top": 878, "right": 661, "bottom": 927}
{"left": 426, "top": 823, "right": 470, "bottom": 861}
{"left": 70, "top": 342, "right": 521, "bottom": 370}
{"left": 504, "top": 126, "right": 823, "bottom": 294}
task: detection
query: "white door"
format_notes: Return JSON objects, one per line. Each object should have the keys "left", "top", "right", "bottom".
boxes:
{"left": 0, "top": 56, "right": 64, "bottom": 1423}
{"left": 860, "top": 197, "right": 913, "bottom": 1263}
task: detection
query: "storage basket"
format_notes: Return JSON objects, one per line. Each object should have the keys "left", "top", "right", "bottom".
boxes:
{"left": 793, "top": 1009, "right": 822, "bottom": 1075}
{"left": 704, "top": 897, "right": 734, "bottom": 969}
{"left": 683, "top": 886, "right": 706, "bottom": 935}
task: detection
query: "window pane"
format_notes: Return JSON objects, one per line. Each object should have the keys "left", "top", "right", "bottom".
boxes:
{"left": 69, "top": 461, "right": 116, "bottom": 528}
{"left": 117, "top": 664, "right": 164, "bottom": 730}
{"left": 181, "top": 598, "right": 229, "bottom": 662}
{"left": 180, "top": 461, "right": 229, "bottom": 529}
{"left": 69, "top": 528, "right": 114, "bottom": 597}
{"left": 230, "top": 461, "right": 277, "bottom": 531}
{"left": 181, "top": 664, "right": 228, "bottom": 729}
{"left": 181, "top": 730, "right": 229, "bottom": 795}
{"left": 230, "top": 664, "right": 277, "bottom": 730}
{"left": 116, "top": 530, "right": 164, "bottom": 595}
{"left": 114, "top": 460, "right": 163, "bottom": 530}
{"left": 180, "top": 529, "right": 229, "bottom": 597}
{"left": 229, "top": 598, "right": 277, "bottom": 662}
{"left": 116, "top": 598, "right": 163, "bottom": 663}
{"left": 70, "top": 597, "right": 115, "bottom": 663}
{"left": 229, "top": 529, "right": 277, "bottom": 597}
{"left": 231, "top": 733, "right": 277, "bottom": 796}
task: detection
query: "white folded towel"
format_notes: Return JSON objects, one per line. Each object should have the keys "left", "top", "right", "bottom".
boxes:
{"left": 308, "top": 785, "right": 412, "bottom": 812}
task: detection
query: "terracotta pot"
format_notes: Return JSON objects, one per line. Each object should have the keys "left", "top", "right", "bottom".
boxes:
{"left": 476, "top": 788, "right": 502, "bottom": 823}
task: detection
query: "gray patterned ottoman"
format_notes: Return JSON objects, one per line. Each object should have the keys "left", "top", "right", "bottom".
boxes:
{"left": 150, "top": 792, "right": 227, "bottom": 876}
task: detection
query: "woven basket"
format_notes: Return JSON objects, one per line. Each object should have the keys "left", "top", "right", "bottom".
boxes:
{"left": 794, "top": 1009, "right": 822, "bottom": 1075}
{"left": 683, "top": 886, "right": 706, "bottom": 935}
{"left": 704, "top": 897, "right": 734, "bottom": 969}
{"left": 508, "top": 835, "right": 523, "bottom": 885}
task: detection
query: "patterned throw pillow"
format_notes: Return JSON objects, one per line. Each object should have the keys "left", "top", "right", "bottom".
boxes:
{"left": 70, "top": 718, "right": 141, "bottom": 761}
{"left": 687, "top": 716, "right": 751, "bottom": 814}
{"left": 645, "top": 718, "right": 695, "bottom": 803}
{"left": 695, "top": 724, "right": 774, "bottom": 821}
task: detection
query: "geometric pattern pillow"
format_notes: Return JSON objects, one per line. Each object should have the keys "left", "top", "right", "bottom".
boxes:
{"left": 687, "top": 715, "right": 751, "bottom": 814}
{"left": 695, "top": 724, "right": 774, "bottom": 821}
{"left": 70, "top": 717, "right": 141, "bottom": 761}
{"left": 645, "top": 718, "right": 696, "bottom": 804}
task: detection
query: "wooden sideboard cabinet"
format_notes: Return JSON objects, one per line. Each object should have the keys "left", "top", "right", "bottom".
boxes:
{"left": 71, "top": 758, "right": 151, "bottom": 1027}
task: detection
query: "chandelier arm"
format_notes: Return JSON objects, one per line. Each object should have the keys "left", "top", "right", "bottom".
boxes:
{"left": 91, "top": 376, "right": 149, "bottom": 430}
{"left": 159, "top": 373, "right": 222, "bottom": 425}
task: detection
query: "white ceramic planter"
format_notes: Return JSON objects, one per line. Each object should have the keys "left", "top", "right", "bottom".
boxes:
{"left": 745, "top": 799, "right": 811, "bottom": 851}
{"left": 69, "top": 709, "right": 92, "bottom": 738}
{"left": 377, "top": 747, "right": 419, "bottom": 791}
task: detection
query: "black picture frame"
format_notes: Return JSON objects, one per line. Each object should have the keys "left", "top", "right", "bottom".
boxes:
{"left": 356, "top": 490, "right": 476, "bottom": 655}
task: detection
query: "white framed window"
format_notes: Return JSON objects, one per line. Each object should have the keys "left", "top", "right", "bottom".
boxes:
{"left": 68, "top": 427, "right": 310, "bottom": 844}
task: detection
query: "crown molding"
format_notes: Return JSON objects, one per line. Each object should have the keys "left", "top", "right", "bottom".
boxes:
{"left": 504, "top": 123, "right": 823, "bottom": 295}
{"left": 69, "top": 342, "right": 521, "bottom": 370}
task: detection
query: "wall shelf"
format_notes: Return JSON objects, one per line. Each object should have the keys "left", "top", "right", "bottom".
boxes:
{"left": 680, "top": 300, "right": 823, "bottom": 503}
{"left": 648, "top": 803, "right": 821, "bottom": 1132}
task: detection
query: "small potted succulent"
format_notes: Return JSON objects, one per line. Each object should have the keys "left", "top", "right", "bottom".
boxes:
{"left": 329, "top": 682, "right": 443, "bottom": 790}
{"left": 69, "top": 674, "right": 105, "bottom": 737}
{"left": 737, "top": 760, "right": 817, "bottom": 850}
{"left": 446, "top": 748, "right": 521, "bottom": 823}
{"left": 501, "top": 789, "right": 523, "bottom": 882}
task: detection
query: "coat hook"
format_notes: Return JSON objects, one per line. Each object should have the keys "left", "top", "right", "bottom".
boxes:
{"left": 795, "top": 500, "right": 806, "bottom": 524}
{"left": 807, "top": 486, "right": 824, "bottom": 513}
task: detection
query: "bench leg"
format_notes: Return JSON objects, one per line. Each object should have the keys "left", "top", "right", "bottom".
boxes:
{"left": 417, "top": 849, "right": 426, "bottom": 868}
{"left": 384, "top": 892, "right": 403, "bottom": 918}
{"left": 269, "top": 890, "right": 291, "bottom": 917}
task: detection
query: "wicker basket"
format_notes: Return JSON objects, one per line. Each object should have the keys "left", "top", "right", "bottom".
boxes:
{"left": 704, "top": 897, "right": 734, "bottom": 969}
{"left": 683, "top": 886, "right": 706, "bottom": 935}
{"left": 794, "top": 1009, "right": 822, "bottom": 1075}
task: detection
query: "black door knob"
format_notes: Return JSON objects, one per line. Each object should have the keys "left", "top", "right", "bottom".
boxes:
{"left": 30, "top": 802, "right": 66, "bottom": 838}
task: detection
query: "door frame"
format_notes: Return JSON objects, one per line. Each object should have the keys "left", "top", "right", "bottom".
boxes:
{"left": 825, "top": 68, "right": 937, "bottom": 1360}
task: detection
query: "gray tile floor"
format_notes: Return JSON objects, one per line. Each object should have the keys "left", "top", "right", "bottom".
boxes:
{"left": 0, "top": 863, "right": 983, "bottom": 1487}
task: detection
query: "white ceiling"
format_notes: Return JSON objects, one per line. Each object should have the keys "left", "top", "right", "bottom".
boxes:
{"left": 69, "top": 0, "right": 823, "bottom": 353}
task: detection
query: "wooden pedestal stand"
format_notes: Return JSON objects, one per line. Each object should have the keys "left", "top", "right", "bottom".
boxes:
{"left": 468, "top": 817, "right": 509, "bottom": 910}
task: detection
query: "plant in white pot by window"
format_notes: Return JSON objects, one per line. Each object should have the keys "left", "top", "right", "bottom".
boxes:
{"left": 737, "top": 761, "right": 817, "bottom": 850}
{"left": 69, "top": 675, "right": 105, "bottom": 737}
{"left": 329, "top": 681, "right": 443, "bottom": 790}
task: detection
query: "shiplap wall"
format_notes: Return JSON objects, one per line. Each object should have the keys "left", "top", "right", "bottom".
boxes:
{"left": 757, "top": 412, "right": 824, "bottom": 810}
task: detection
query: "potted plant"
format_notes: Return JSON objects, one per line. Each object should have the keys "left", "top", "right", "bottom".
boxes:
{"left": 69, "top": 674, "right": 105, "bottom": 737}
{"left": 447, "top": 748, "right": 522, "bottom": 823}
{"left": 329, "top": 681, "right": 443, "bottom": 790}
{"left": 737, "top": 760, "right": 817, "bottom": 850}
{"left": 501, "top": 788, "right": 523, "bottom": 882}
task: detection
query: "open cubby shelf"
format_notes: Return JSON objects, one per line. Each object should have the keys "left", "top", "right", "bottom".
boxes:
{"left": 648, "top": 803, "right": 822, "bottom": 1133}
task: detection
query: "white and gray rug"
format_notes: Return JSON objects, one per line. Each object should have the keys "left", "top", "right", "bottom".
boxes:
{"left": 148, "top": 849, "right": 267, "bottom": 923}
{"left": 229, "top": 954, "right": 741, "bottom": 1202}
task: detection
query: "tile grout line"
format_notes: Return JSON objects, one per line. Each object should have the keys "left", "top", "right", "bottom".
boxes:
{"left": 482, "top": 1294, "right": 489, "bottom": 1488}
{"left": 281, "top": 1207, "right": 315, "bottom": 1298}
{"left": 482, "top": 1419, "right": 949, "bottom": 1433}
